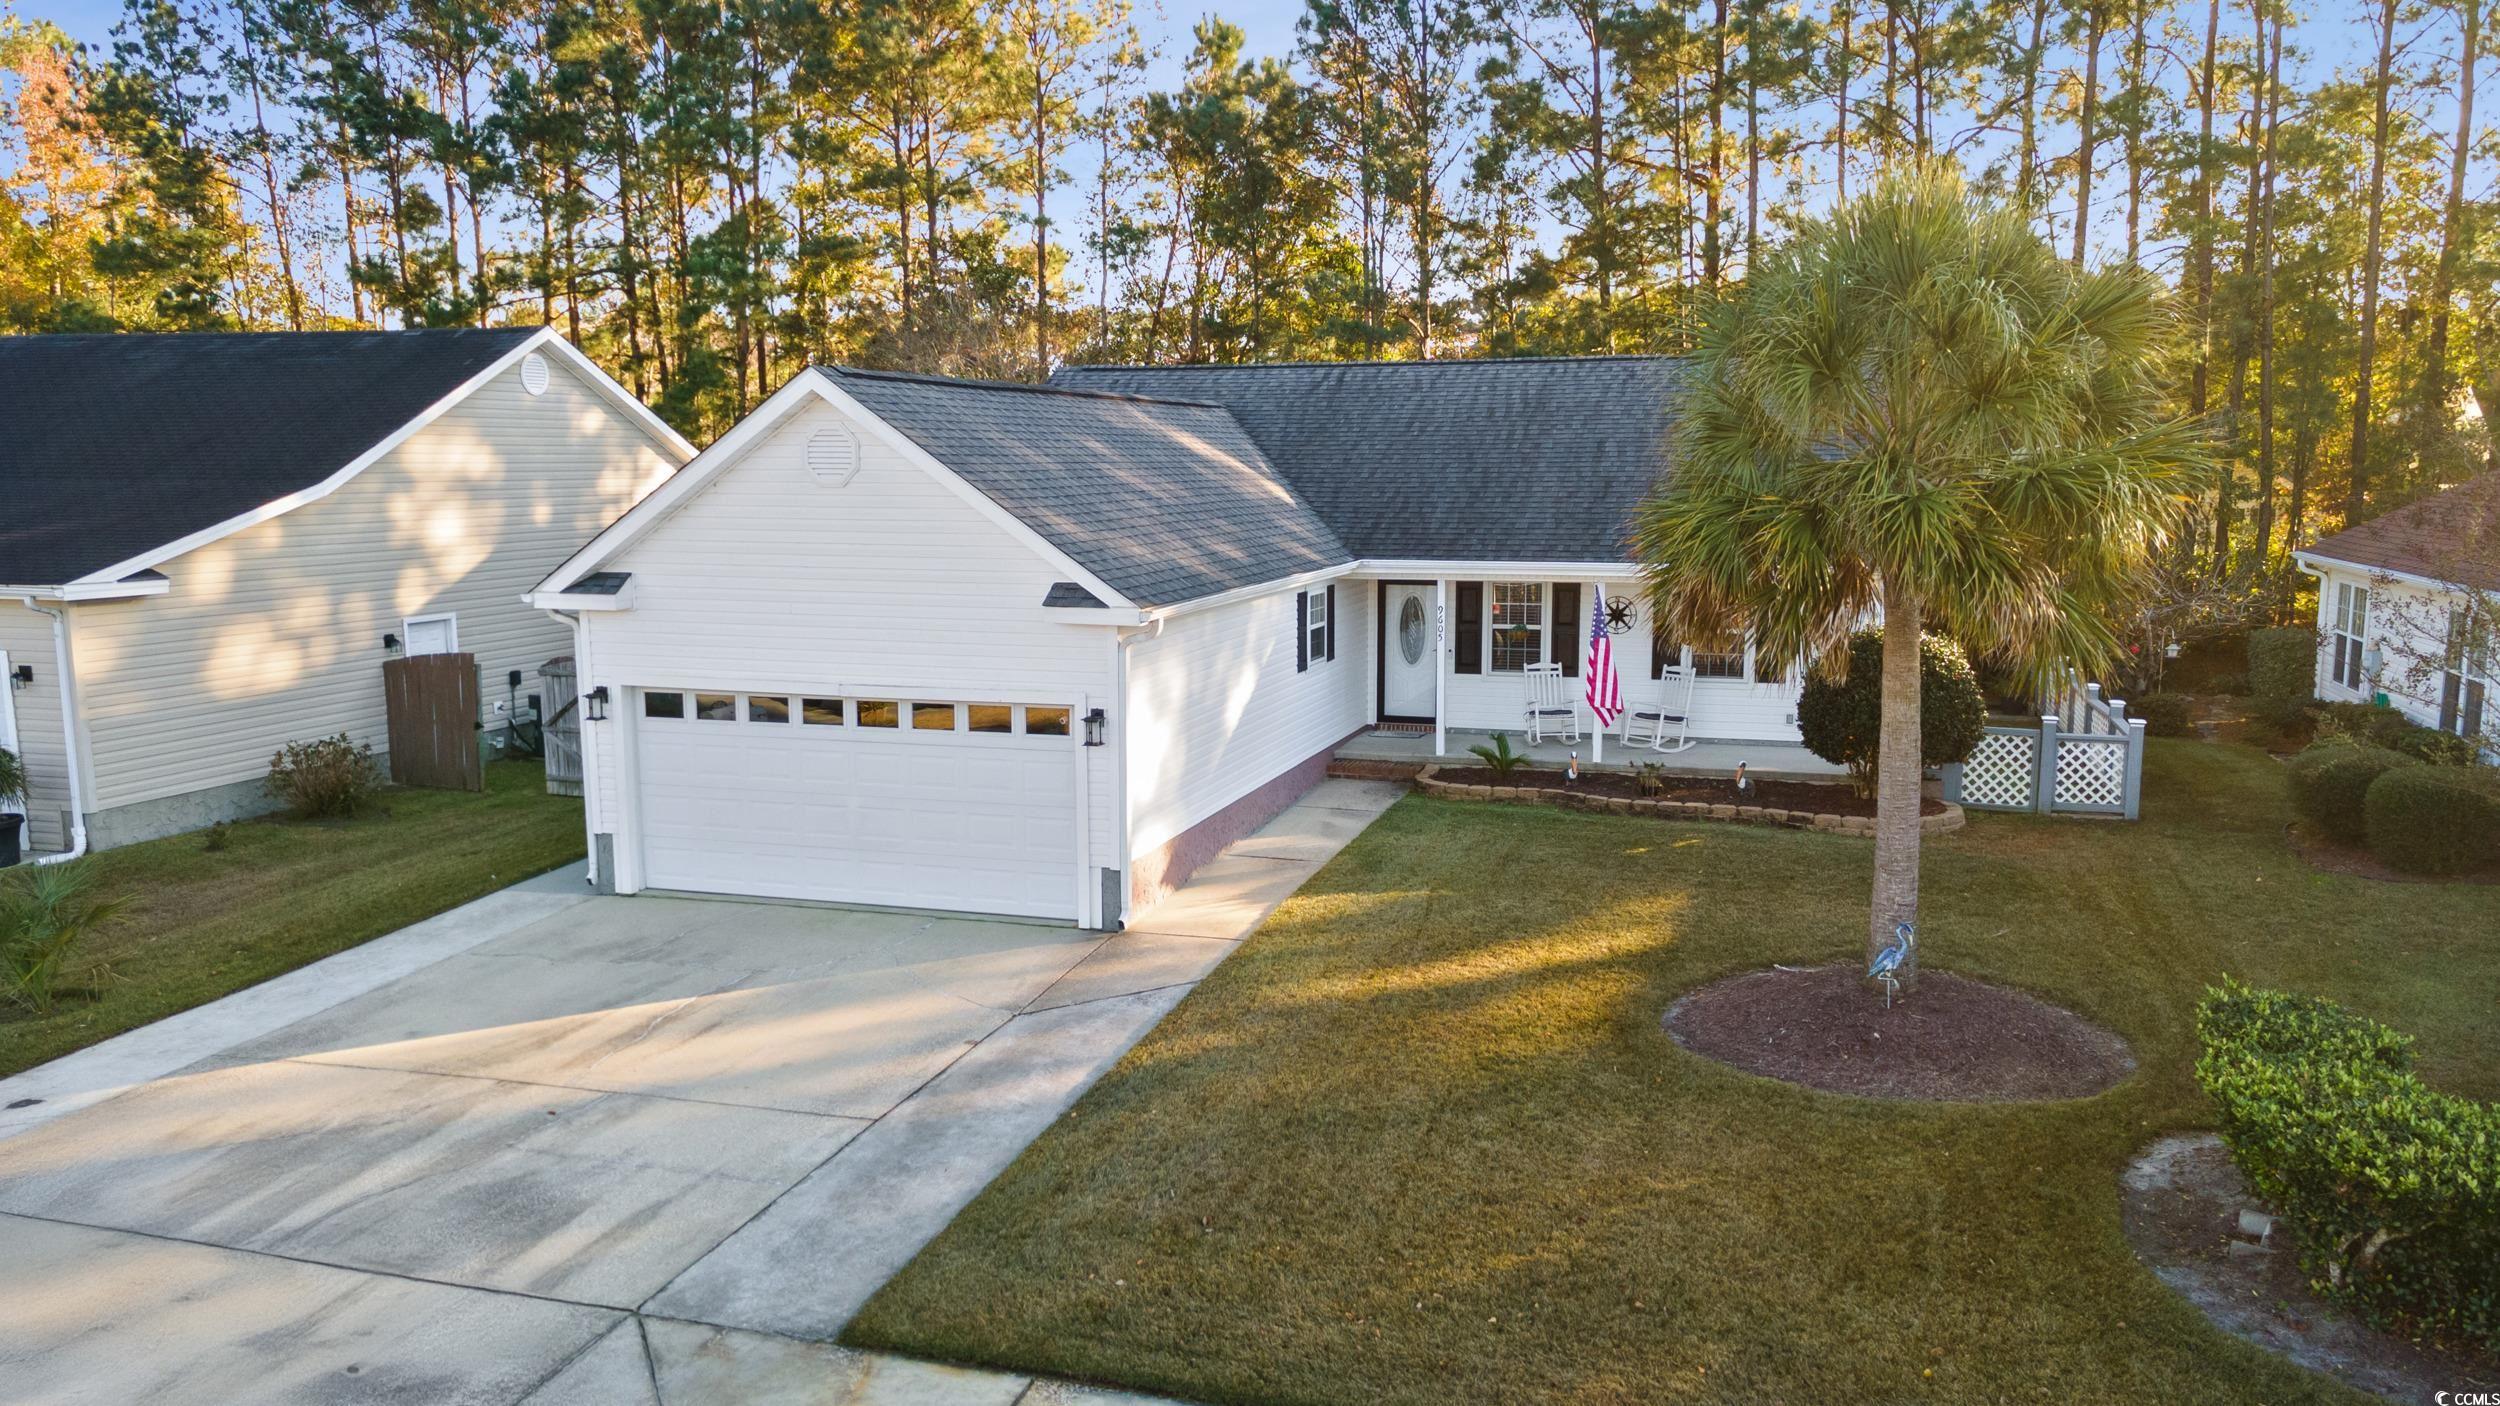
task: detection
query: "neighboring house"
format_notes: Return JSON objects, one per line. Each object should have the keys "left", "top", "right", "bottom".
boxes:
{"left": 532, "top": 356, "right": 1809, "bottom": 929}
{"left": 0, "top": 329, "right": 692, "bottom": 857}
{"left": 2292, "top": 472, "right": 2498, "bottom": 752}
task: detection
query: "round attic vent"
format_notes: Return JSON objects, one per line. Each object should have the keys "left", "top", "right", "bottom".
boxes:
{"left": 520, "top": 351, "right": 551, "bottom": 396}
{"left": 807, "top": 426, "right": 862, "bottom": 486}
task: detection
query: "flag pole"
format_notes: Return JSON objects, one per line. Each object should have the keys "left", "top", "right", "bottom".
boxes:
{"left": 1590, "top": 584, "right": 1604, "bottom": 766}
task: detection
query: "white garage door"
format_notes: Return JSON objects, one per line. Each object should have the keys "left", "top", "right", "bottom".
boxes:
{"left": 634, "top": 689, "right": 1081, "bottom": 920}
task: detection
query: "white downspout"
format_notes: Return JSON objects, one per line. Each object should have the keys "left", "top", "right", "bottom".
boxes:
{"left": 543, "top": 608, "right": 597, "bottom": 888}
{"left": 8, "top": 595, "right": 90, "bottom": 864}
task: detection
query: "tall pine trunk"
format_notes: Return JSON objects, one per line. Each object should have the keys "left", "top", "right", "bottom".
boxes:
{"left": 2426, "top": 0, "right": 2480, "bottom": 423}
{"left": 2349, "top": 0, "right": 2400, "bottom": 522}
{"left": 2070, "top": 3, "right": 2105, "bottom": 264}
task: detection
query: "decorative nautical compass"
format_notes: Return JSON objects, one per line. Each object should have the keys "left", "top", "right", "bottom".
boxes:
{"left": 1602, "top": 593, "right": 1638, "bottom": 636}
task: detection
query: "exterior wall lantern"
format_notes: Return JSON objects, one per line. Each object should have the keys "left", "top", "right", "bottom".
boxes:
{"left": 9, "top": 663, "right": 30, "bottom": 688}
{"left": 382, "top": 632, "right": 402, "bottom": 652}
{"left": 1083, "top": 707, "right": 1106, "bottom": 747}
{"left": 586, "top": 686, "right": 611, "bottom": 722}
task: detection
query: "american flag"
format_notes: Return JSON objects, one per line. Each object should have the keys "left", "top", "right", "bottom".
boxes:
{"left": 1585, "top": 585, "right": 1622, "bottom": 727}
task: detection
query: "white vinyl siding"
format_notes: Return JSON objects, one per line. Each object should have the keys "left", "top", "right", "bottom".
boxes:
{"left": 1126, "top": 579, "right": 1371, "bottom": 860}
{"left": 577, "top": 399, "right": 1121, "bottom": 891}
{"left": 0, "top": 608, "right": 74, "bottom": 852}
{"left": 63, "top": 356, "right": 682, "bottom": 815}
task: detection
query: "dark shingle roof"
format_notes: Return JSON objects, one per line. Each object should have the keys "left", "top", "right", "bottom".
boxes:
{"left": 1050, "top": 356, "right": 1691, "bottom": 562}
{"left": 820, "top": 367, "right": 1349, "bottom": 608}
{"left": 2301, "top": 473, "right": 2500, "bottom": 593}
{"left": 1, "top": 330, "right": 541, "bottom": 585}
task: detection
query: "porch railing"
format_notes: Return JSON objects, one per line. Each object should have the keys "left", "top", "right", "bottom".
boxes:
{"left": 1941, "top": 673, "right": 2149, "bottom": 820}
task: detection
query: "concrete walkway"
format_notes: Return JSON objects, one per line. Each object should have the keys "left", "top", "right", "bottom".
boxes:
{"left": 0, "top": 778, "right": 1403, "bottom": 1406}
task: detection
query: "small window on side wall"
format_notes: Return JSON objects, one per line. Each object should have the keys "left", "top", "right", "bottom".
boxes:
{"left": 1024, "top": 705, "right": 1071, "bottom": 736}
{"left": 644, "top": 691, "right": 685, "bottom": 719}
{"left": 695, "top": 693, "right": 737, "bottom": 720}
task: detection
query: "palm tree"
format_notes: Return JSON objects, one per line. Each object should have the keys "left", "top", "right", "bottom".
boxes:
{"left": 1635, "top": 166, "right": 2205, "bottom": 988}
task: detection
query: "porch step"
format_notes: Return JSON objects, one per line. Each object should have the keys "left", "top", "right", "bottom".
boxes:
{"left": 1328, "top": 759, "right": 1424, "bottom": 783}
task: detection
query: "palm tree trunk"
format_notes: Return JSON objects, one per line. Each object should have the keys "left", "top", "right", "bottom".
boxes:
{"left": 1869, "top": 581, "right": 1924, "bottom": 985}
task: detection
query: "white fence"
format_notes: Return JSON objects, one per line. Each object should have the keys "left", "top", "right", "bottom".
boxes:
{"left": 1942, "top": 673, "right": 2149, "bottom": 819}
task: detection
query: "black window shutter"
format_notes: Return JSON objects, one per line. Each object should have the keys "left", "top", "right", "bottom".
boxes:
{"left": 2441, "top": 672, "right": 2463, "bottom": 731}
{"left": 1553, "top": 583, "right": 1581, "bottom": 677}
{"left": 1296, "top": 592, "right": 1309, "bottom": 673}
{"left": 1325, "top": 584, "right": 1338, "bottom": 661}
{"left": 1455, "top": 583, "right": 1483, "bottom": 674}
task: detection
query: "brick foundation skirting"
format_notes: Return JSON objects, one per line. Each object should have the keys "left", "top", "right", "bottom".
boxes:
{"left": 1128, "top": 728, "right": 1372, "bottom": 915}
{"left": 1412, "top": 765, "right": 1965, "bottom": 837}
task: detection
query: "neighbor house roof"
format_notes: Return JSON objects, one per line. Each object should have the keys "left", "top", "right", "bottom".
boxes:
{"left": 2298, "top": 472, "right": 2500, "bottom": 594}
{"left": 820, "top": 367, "right": 1351, "bottom": 608}
{"left": 1050, "top": 356, "right": 1691, "bottom": 563}
{"left": 1, "top": 329, "right": 553, "bottom": 588}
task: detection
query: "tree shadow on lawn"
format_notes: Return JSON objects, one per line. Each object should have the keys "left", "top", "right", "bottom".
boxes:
{"left": 849, "top": 757, "right": 2484, "bottom": 1406}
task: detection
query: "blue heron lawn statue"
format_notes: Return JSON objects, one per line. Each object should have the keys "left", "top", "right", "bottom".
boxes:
{"left": 1868, "top": 921, "right": 1915, "bottom": 1008}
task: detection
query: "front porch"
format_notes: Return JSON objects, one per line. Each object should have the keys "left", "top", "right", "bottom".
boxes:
{"left": 1335, "top": 726, "right": 1844, "bottom": 780}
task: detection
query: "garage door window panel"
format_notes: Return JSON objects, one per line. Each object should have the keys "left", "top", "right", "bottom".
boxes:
{"left": 858, "top": 700, "right": 899, "bottom": 728}
{"left": 803, "top": 698, "right": 845, "bottom": 725}
{"left": 747, "top": 696, "right": 791, "bottom": 723}
{"left": 1025, "top": 705, "right": 1071, "bottom": 736}
{"left": 644, "top": 691, "right": 686, "bottom": 720}
{"left": 914, "top": 703, "right": 960, "bottom": 731}
{"left": 695, "top": 693, "right": 737, "bottom": 721}
{"left": 968, "top": 704, "right": 1013, "bottom": 734}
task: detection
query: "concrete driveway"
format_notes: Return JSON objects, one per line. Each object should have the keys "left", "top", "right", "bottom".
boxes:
{"left": 0, "top": 778, "right": 1405, "bottom": 1406}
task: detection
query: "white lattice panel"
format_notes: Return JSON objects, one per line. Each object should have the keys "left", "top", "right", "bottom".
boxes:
{"left": 1959, "top": 731, "right": 2037, "bottom": 809}
{"left": 2054, "top": 737, "right": 2128, "bottom": 812}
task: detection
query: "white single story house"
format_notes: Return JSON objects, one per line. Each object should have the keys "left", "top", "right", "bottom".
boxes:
{"left": 533, "top": 356, "right": 1810, "bottom": 929}
{"left": 1, "top": 329, "right": 691, "bottom": 857}
{"left": 2293, "top": 471, "right": 2496, "bottom": 752}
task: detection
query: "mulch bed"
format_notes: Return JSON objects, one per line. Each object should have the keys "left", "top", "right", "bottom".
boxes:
{"left": 2285, "top": 822, "right": 2500, "bottom": 886}
{"left": 1664, "top": 964, "right": 2135, "bottom": 1102}
{"left": 1431, "top": 767, "right": 1945, "bottom": 818}
{"left": 2122, "top": 1133, "right": 2497, "bottom": 1400}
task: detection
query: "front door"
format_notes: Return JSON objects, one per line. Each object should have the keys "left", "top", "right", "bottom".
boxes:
{"left": 1380, "top": 584, "right": 1436, "bottom": 721}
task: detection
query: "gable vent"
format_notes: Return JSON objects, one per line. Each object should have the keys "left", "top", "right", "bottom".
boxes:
{"left": 807, "top": 426, "right": 862, "bottom": 486}
{"left": 519, "top": 352, "right": 551, "bottom": 396}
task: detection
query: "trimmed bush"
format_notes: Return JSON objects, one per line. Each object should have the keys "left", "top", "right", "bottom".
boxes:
{"left": 2130, "top": 692, "right": 2196, "bottom": 738}
{"left": 1796, "top": 628, "right": 1987, "bottom": 791}
{"left": 2284, "top": 741, "right": 2419, "bottom": 844}
{"left": 2312, "top": 700, "right": 2486, "bottom": 767}
{"left": 2364, "top": 766, "right": 2500, "bottom": 875}
{"left": 266, "top": 734, "right": 383, "bottom": 819}
{"left": 2247, "top": 626, "right": 2318, "bottom": 724}
{"left": 2197, "top": 982, "right": 2500, "bottom": 1354}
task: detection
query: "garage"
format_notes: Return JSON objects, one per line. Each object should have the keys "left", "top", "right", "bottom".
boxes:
{"left": 632, "top": 689, "right": 1083, "bottom": 920}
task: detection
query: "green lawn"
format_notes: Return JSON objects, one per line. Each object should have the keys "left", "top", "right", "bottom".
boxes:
{"left": 848, "top": 740, "right": 2500, "bottom": 1406}
{"left": 0, "top": 760, "right": 584, "bottom": 1078}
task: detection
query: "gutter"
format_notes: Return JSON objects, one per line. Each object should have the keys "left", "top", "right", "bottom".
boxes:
{"left": 6, "top": 594, "right": 91, "bottom": 864}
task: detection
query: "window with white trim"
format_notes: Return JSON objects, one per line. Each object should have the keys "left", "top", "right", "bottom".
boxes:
{"left": 2331, "top": 582, "right": 2369, "bottom": 692}
{"left": 2441, "top": 606, "right": 2492, "bottom": 738}
{"left": 1490, "top": 583, "right": 1545, "bottom": 672}
{"left": 1306, "top": 589, "right": 1329, "bottom": 664}
{"left": 402, "top": 613, "right": 457, "bottom": 656}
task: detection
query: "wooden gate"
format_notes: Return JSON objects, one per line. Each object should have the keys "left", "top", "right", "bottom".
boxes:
{"left": 540, "top": 654, "right": 583, "bottom": 797}
{"left": 383, "top": 653, "right": 483, "bottom": 791}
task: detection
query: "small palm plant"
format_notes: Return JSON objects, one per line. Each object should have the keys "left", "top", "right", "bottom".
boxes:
{"left": 0, "top": 861, "right": 127, "bottom": 1014}
{"left": 1467, "top": 733, "right": 1532, "bottom": 779}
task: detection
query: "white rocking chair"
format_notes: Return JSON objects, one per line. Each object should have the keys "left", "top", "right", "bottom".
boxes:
{"left": 1522, "top": 662, "right": 1581, "bottom": 743}
{"left": 1623, "top": 667, "right": 1698, "bottom": 754}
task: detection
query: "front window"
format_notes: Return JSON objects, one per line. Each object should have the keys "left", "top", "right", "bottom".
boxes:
{"left": 2442, "top": 606, "right": 2492, "bottom": 737}
{"left": 1490, "top": 583, "right": 1544, "bottom": 672}
{"left": 1692, "top": 648, "right": 1746, "bottom": 680}
{"left": 2332, "top": 582, "right": 2370, "bottom": 692}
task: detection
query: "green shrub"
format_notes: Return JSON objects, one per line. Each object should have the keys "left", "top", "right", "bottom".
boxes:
{"left": 2247, "top": 626, "right": 2319, "bottom": 724}
{"left": 2209, "top": 670, "right": 2250, "bottom": 697}
{"left": 2129, "top": 692, "right": 2196, "bottom": 738}
{"left": 1796, "top": 629, "right": 1988, "bottom": 792}
{"left": 266, "top": 734, "right": 383, "bottom": 819}
{"left": 2196, "top": 982, "right": 2500, "bottom": 1354}
{"left": 2285, "top": 741, "right": 2419, "bottom": 844}
{"left": 2364, "top": 766, "right": 2500, "bottom": 875}
{"left": 1466, "top": 733, "right": 1531, "bottom": 779}
{"left": 2312, "top": 700, "right": 2484, "bottom": 766}
{"left": 0, "top": 860, "right": 126, "bottom": 1014}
